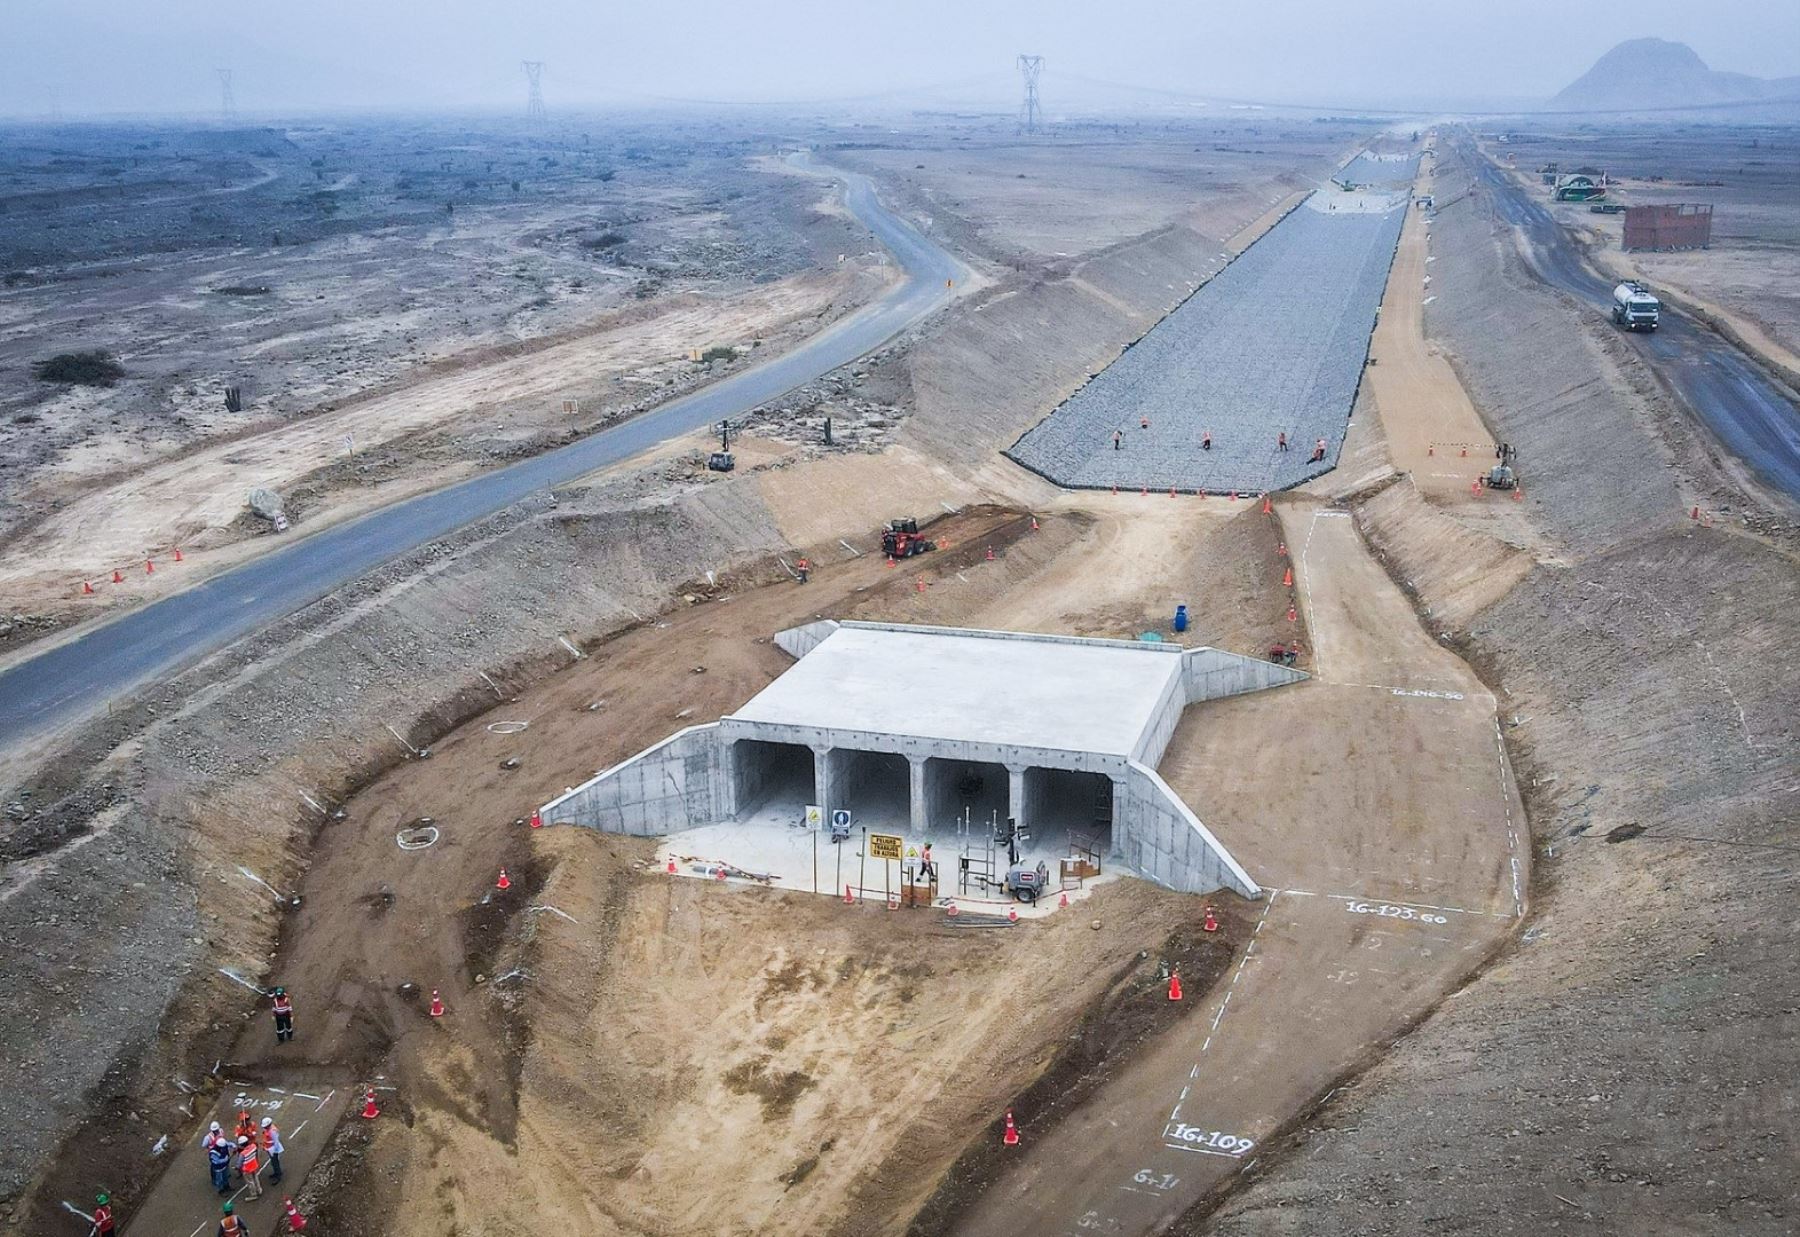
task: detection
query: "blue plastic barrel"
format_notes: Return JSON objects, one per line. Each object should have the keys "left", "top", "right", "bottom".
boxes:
{"left": 1172, "top": 604, "right": 1189, "bottom": 633}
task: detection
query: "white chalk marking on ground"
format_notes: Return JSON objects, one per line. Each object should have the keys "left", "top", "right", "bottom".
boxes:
{"left": 299, "top": 791, "right": 327, "bottom": 816}
{"left": 1162, "top": 1142, "right": 1242, "bottom": 1159}
{"left": 479, "top": 670, "right": 505, "bottom": 699}
{"left": 940, "top": 501, "right": 960, "bottom": 513}
{"left": 266, "top": 1086, "right": 285, "bottom": 1094}
{"left": 236, "top": 866, "right": 286, "bottom": 903}
{"left": 189, "top": 1224, "right": 208, "bottom": 1237}
{"left": 316, "top": 1089, "right": 335, "bottom": 1112}
{"left": 838, "top": 538, "right": 862, "bottom": 557}
{"left": 384, "top": 723, "right": 420, "bottom": 755}
{"left": 1298, "top": 511, "right": 1327, "bottom": 677}
{"left": 217, "top": 968, "right": 269, "bottom": 995}
{"left": 1494, "top": 718, "right": 1524, "bottom": 917}
{"left": 291, "top": 1118, "right": 308, "bottom": 1138}
{"left": 1166, "top": 892, "right": 1279, "bottom": 1121}
{"left": 557, "top": 635, "right": 585, "bottom": 660}
{"left": 528, "top": 904, "right": 579, "bottom": 924}
{"left": 293, "top": 1091, "right": 321, "bottom": 1102}
{"left": 1322, "top": 892, "right": 1504, "bottom": 919}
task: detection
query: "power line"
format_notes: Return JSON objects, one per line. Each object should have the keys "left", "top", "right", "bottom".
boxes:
{"left": 522, "top": 61, "right": 547, "bottom": 125}
{"left": 1017, "top": 54, "right": 1044, "bottom": 134}
{"left": 216, "top": 67, "right": 237, "bottom": 125}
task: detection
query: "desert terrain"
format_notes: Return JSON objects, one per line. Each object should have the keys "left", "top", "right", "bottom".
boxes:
{"left": 1, "top": 96, "right": 1797, "bottom": 1237}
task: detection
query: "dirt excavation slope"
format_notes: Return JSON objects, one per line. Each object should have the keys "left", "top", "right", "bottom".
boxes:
{"left": 1200, "top": 138, "right": 1800, "bottom": 1235}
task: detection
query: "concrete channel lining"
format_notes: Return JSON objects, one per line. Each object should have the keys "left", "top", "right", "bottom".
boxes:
{"left": 1005, "top": 194, "right": 1407, "bottom": 497}
{"left": 540, "top": 624, "right": 1306, "bottom": 901}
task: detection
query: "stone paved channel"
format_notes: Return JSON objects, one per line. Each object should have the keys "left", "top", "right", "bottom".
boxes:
{"left": 1007, "top": 194, "right": 1407, "bottom": 496}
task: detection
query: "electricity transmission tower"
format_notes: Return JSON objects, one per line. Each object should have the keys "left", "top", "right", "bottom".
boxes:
{"left": 522, "top": 61, "right": 547, "bottom": 125}
{"left": 1016, "top": 54, "right": 1043, "bottom": 134}
{"left": 216, "top": 68, "right": 238, "bottom": 124}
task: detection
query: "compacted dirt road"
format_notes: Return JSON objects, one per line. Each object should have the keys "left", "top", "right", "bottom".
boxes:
{"left": 949, "top": 501, "right": 1524, "bottom": 1237}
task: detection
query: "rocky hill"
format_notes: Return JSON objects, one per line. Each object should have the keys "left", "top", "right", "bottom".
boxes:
{"left": 1552, "top": 38, "right": 1800, "bottom": 111}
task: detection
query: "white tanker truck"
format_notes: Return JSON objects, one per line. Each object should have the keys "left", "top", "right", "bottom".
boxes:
{"left": 1612, "top": 281, "right": 1661, "bottom": 332}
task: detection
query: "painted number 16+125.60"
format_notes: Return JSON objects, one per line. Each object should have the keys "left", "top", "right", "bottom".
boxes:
{"left": 1345, "top": 901, "right": 1447, "bottom": 924}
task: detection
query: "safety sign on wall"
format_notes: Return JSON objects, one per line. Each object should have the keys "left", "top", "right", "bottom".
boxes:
{"left": 867, "top": 833, "right": 903, "bottom": 861}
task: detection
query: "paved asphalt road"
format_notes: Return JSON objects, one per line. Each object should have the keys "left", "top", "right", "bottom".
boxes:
{"left": 0, "top": 155, "right": 965, "bottom": 752}
{"left": 1469, "top": 145, "right": 1800, "bottom": 503}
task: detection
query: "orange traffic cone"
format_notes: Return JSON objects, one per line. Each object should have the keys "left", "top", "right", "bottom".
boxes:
{"left": 1287, "top": 604, "right": 1298, "bottom": 623}
{"left": 946, "top": 900, "right": 959, "bottom": 918}
{"left": 666, "top": 856, "right": 678, "bottom": 874}
{"left": 1460, "top": 446, "right": 1468, "bottom": 457}
{"left": 82, "top": 580, "right": 95, "bottom": 595}
{"left": 360, "top": 1088, "right": 380, "bottom": 1120}
{"left": 1202, "top": 905, "right": 1219, "bottom": 933}
{"left": 715, "top": 864, "right": 727, "bottom": 881}
{"left": 173, "top": 547, "right": 184, "bottom": 562}
{"left": 1008, "top": 907, "right": 1019, "bottom": 924}
{"left": 495, "top": 868, "right": 511, "bottom": 890}
{"left": 1058, "top": 891, "right": 1069, "bottom": 909}
{"left": 1002, "top": 1109, "right": 1020, "bottom": 1147}
{"left": 915, "top": 576, "right": 927, "bottom": 594}
{"left": 429, "top": 989, "right": 445, "bottom": 1018}
{"left": 1282, "top": 565, "right": 1293, "bottom": 588}
{"left": 886, "top": 555, "right": 895, "bottom": 568}
{"left": 1168, "top": 971, "right": 1183, "bottom": 1001}
{"left": 529, "top": 809, "right": 542, "bottom": 829}
{"left": 1513, "top": 486, "right": 1524, "bottom": 502}
{"left": 1276, "top": 541, "right": 1287, "bottom": 557}
{"left": 1030, "top": 517, "right": 1039, "bottom": 531}
{"left": 844, "top": 884, "right": 855, "bottom": 905}
{"left": 985, "top": 546, "right": 995, "bottom": 561}
{"left": 1262, "top": 493, "right": 1272, "bottom": 515}
{"left": 1691, "top": 505, "right": 1700, "bottom": 521}
{"left": 282, "top": 1198, "right": 307, "bottom": 1231}
{"left": 145, "top": 560, "right": 154, "bottom": 574}
{"left": 1169, "top": 486, "right": 1176, "bottom": 498}
{"left": 112, "top": 569, "right": 124, "bottom": 583}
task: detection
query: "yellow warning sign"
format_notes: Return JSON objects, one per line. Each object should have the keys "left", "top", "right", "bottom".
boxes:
{"left": 868, "top": 833, "right": 903, "bottom": 861}
{"left": 906, "top": 845, "right": 918, "bottom": 857}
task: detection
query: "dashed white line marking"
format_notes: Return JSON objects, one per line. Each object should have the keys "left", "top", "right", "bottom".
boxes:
{"left": 1166, "top": 893, "right": 1279, "bottom": 1121}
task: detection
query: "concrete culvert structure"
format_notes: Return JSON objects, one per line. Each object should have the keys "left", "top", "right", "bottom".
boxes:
{"left": 542, "top": 622, "right": 1308, "bottom": 899}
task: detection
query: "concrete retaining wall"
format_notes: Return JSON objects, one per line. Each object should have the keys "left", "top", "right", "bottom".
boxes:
{"left": 1181, "top": 647, "right": 1308, "bottom": 705}
{"left": 775, "top": 619, "right": 840, "bottom": 660}
{"left": 1118, "top": 759, "right": 1261, "bottom": 899}
{"left": 540, "top": 723, "right": 726, "bottom": 835}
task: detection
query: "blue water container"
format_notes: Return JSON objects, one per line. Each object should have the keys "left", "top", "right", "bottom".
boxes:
{"left": 1172, "top": 604, "right": 1189, "bottom": 634}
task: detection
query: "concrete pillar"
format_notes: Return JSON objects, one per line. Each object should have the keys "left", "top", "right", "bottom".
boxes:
{"left": 813, "top": 746, "right": 835, "bottom": 825}
{"left": 908, "top": 756, "right": 929, "bottom": 836}
{"left": 1007, "top": 764, "right": 1026, "bottom": 828}
{"left": 720, "top": 738, "right": 739, "bottom": 820}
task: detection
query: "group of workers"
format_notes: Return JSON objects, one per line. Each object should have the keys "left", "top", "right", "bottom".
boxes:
{"left": 204, "top": 1111, "right": 286, "bottom": 1198}
{"left": 1110, "top": 423, "right": 1332, "bottom": 462}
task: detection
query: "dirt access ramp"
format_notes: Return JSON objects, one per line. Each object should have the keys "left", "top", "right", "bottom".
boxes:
{"left": 944, "top": 501, "right": 1524, "bottom": 1236}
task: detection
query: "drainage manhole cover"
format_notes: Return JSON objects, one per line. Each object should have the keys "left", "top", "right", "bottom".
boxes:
{"left": 487, "top": 720, "right": 530, "bottom": 735}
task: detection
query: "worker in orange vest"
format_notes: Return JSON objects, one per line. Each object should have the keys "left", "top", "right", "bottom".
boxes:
{"left": 795, "top": 557, "right": 810, "bottom": 584}
{"left": 261, "top": 1116, "right": 286, "bottom": 1184}
{"left": 1277, "top": 431, "right": 1289, "bottom": 452}
{"left": 90, "top": 1192, "right": 115, "bottom": 1236}
{"left": 236, "top": 1136, "right": 263, "bottom": 1199}
{"left": 217, "top": 1200, "right": 247, "bottom": 1237}
{"left": 271, "top": 987, "right": 294, "bottom": 1042}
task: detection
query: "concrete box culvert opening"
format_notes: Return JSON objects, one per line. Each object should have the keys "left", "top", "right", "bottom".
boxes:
{"left": 832, "top": 748, "right": 911, "bottom": 833}
{"left": 540, "top": 623, "right": 1305, "bottom": 902}
{"left": 927, "top": 757, "right": 1010, "bottom": 836}
{"left": 731, "top": 739, "right": 815, "bottom": 822}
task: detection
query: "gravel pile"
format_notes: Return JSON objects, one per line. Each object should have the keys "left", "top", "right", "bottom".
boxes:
{"left": 1006, "top": 198, "right": 1405, "bottom": 495}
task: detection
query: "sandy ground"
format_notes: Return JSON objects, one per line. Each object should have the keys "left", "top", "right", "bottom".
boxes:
{"left": 0, "top": 264, "right": 868, "bottom": 625}
{"left": 946, "top": 501, "right": 1524, "bottom": 1237}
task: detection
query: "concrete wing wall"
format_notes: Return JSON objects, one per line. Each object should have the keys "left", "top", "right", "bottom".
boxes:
{"left": 539, "top": 723, "right": 726, "bottom": 836}
{"left": 774, "top": 620, "right": 840, "bottom": 660}
{"left": 1119, "top": 759, "right": 1261, "bottom": 900}
{"left": 1181, "top": 646, "right": 1307, "bottom": 705}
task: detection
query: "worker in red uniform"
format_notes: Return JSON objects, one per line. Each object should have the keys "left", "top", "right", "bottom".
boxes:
{"left": 1201, "top": 430, "right": 1212, "bottom": 451}
{"left": 90, "top": 1192, "right": 115, "bottom": 1236}
{"left": 1139, "top": 415, "right": 1150, "bottom": 430}
{"left": 271, "top": 987, "right": 294, "bottom": 1042}
{"left": 217, "top": 1200, "right": 247, "bottom": 1237}
{"left": 1311, "top": 438, "right": 1327, "bottom": 462}
{"left": 236, "top": 1136, "right": 263, "bottom": 1199}
{"left": 795, "top": 557, "right": 810, "bottom": 584}
{"left": 1277, "top": 431, "right": 1289, "bottom": 452}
